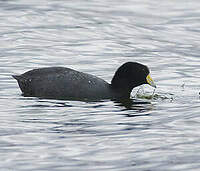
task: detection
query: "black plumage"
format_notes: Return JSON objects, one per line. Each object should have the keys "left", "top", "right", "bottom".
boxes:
{"left": 13, "top": 62, "right": 156, "bottom": 100}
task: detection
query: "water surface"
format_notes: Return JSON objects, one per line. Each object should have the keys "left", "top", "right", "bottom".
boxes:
{"left": 1, "top": 0, "right": 200, "bottom": 170}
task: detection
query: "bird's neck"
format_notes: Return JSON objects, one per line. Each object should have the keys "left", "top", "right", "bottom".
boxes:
{"left": 110, "top": 84, "right": 132, "bottom": 99}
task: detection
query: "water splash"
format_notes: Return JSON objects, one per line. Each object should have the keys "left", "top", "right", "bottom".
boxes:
{"left": 134, "top": 86, "right": 174, "bottom": 101}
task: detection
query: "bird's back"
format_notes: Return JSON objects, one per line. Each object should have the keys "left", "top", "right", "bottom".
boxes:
{"left": 13, "top": 67, "right": 112, "bottom": 100}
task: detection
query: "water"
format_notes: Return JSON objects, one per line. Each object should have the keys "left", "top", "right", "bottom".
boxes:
{"left": 1, "top": 0, "right": 200, "bottom": 170}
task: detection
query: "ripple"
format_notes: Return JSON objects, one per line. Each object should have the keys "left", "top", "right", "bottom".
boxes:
{"left": 1, "top": 0, "right": 200, "bottom": 170}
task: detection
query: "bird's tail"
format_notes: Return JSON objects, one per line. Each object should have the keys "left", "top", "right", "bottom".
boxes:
{"left": 12, "top": 75, "right": 21, "bottom": 81}
{"left": 12, "top": 75, "right": 26, "bottom": 93}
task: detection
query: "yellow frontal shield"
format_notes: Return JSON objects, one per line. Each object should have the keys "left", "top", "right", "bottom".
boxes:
{"left": 146, "top": 74, "right": 156, "bottom": 88}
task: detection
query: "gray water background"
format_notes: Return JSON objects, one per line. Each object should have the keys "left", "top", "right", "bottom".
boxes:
{"left": 1, "top": 0, "right": 200, "bottom": 170}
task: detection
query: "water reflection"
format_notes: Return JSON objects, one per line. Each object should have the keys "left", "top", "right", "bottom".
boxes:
{"left": 18, "top": 93, "right": 155, "bottom": 111}
{"left": 1, "top": 0, "right": 200, "bottom": 170}
{"left": 113, "top": 98, "right": 152, "bottom": 111}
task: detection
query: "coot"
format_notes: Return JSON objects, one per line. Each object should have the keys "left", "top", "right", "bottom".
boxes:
{"left": 13, "top": 62, "right": 156, "bottom": 100}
